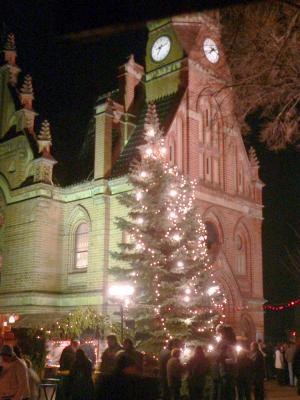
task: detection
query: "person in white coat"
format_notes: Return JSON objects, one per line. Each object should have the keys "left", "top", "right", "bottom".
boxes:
{"left": 275, "top": 345, "right": 285, "bottom": 385}
{"left": 0, "top": 344, "right": 30, "bottom": 400}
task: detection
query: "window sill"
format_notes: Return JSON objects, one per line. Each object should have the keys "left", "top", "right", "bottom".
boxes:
{"left": 69, "top": 268, "right": 88, "bottom": 274}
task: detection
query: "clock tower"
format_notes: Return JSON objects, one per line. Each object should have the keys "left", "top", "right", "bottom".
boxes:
{"left": 142, "top": 12, "right": 264, "bottom": 339}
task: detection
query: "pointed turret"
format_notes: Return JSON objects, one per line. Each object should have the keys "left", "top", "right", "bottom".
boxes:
{"left": 37, "top": 120, "right": 52, "bottom": 154}
{"left": 2, "top": 33, "right": 20, "bottom": 86}
{"left": 33, "top": 120, "right": 57, "bottom": 184}
{"left": 248, "top": 147, "right": 260, "bottom": 182}
{"left": 20, "top": 74, "right": 34, "bottom": 109}
{"left": 16, "top": 74, "right": 37, "bottom": 133}
{"left": 3, "top": 33, "right": 16, "bottom": 64}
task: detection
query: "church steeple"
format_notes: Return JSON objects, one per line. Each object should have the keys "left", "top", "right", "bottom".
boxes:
{"left": 16, "top": 74, "right": 38, "bottom": 134}
{"left": 33, "top": 120, "right": 57, "bottom": 185}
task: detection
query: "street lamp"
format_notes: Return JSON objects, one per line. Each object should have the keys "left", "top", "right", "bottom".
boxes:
{"left": 108, "top": 284, "right": 134, "bottom": 342}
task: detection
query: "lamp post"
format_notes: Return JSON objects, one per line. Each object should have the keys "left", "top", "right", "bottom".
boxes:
{"left": 108, "top": 284, "right": 134, "bottom": 342}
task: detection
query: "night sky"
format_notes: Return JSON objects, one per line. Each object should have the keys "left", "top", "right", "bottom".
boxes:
{"left": 2, "top": 1, "right": 300, "bottom": 340}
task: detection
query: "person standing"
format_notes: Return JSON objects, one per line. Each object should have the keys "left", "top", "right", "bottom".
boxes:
{"left": 212, "top": 325, "right": 237, "bottom": 400}
{"left": 25, "top": 359, "right": 40, "bottom": 400}
{"left": 167, "top": 348, "right": 183, "bottom": 400}
{"left": 236, "top": 350, "right": 252, "bottom": 400}
{"left": 274, "top": 344, "right": 285, "bottom": 385}
{"left": 69, "top": 349, "right": 94, "bottom": 400}
{"left": 0, "top": 344, "right": 30, "bottom": 400}
{"left": 285, "top": 341, "right": 296, "bottom": 386}
{"left": 116, "top": 338, "right": 143, "bottom": 374}
{"left": 293, "top": 342, "right": 300, "bottom": 395}
{"left": 159, "top": 338, "right": 181, "bottom": 400}
{"left": 100, "top": 334, "right": 122, "bottom": 375}
{"left": 187, "top": 345, "right": 208, "bottom": 400}
{"left": 250, "top": 342, "right": 265, "bottom": 400}
{"left": 59, "top": 339, "right": 80, "bottom": 400}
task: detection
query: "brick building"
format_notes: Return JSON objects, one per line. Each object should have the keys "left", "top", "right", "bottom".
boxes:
{"left": 0, "top": 12, "right": 264, "bottom": 339}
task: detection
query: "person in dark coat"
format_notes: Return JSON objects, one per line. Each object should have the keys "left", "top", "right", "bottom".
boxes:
{"left": 59, "top": 339, "right": 80, "bottom": 400}
{"left": 236, "top": 349, "right": 252, "bottom": 400}
{"left": 250, "top": 342, "right": 265, "bottom": 400}
{"left": 116, "top": 338, "right": 143, "bottom": 374}
{"left": 292, "top": 342, "right": 300, "bottom": 395}
{"left": 69, "top": 349, "right": 94, "bottom": 400}
{"left": 96, "top": 349, "right": 145, "bottom": 400}
{"left": 187, "top": 345, "right": 208, "bottom": 400}
{"left": 211, "top": 325, "right": 237, "bottom": 400}
{"left": 100, "top": 334, "right": 122, "bottom": 375}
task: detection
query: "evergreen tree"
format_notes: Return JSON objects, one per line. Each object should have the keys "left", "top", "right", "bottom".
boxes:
{"left": 111, "top": 103, "right": 226, "bottom": 350}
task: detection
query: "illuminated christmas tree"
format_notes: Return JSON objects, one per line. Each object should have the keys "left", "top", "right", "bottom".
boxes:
{"left": 111, "top": 103, "right": 226, "bottom": 349}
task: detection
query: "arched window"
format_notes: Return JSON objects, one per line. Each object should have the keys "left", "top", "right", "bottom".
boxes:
{"left": 75, "top": 222, "right": 89, "bottom": 269}
{"left": 235, "top": 234, "right": 247, "bottom": 275}
{"left": 205, "top": 221, "right": 221, "bottom": 261}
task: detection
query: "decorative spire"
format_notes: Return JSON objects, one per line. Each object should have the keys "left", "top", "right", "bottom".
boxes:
{"left": 4, "top": 33, "right": 16, "bottom": 51}
{"left": 37, "top": 120, "right": 52, "bottom": 154}
{"left": 249, "top": 147, "right": 259, "bottom": 167}
{"left": 20, "top": 74, "right": 34, "bottom": 97}
{"left": 144, "top": 102, "right": 161, "bottom": 135}
{"left": 3, "top": 33, "right": 19, "bottom": 76}
{"left": 19, "top": 74, "right": 34, "bottom": 111}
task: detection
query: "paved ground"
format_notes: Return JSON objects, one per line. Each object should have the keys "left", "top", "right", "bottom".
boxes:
{"left": 265, "top": 381, "right": 300, "bottom": 399}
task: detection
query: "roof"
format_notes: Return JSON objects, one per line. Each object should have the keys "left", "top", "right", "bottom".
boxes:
{"left": 13, "top": 312, "right": 69, "bottom": 329}
{"left": 110, "top": 92, "right": 182, "bottom": 178}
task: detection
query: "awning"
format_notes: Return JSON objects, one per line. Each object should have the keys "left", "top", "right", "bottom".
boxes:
{"left": 13, "top": 313, "right": 68, "bottom": 329}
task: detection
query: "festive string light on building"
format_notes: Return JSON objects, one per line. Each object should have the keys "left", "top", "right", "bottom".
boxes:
{"left": 263, "top": 298, "right": 300, "bottom": 311}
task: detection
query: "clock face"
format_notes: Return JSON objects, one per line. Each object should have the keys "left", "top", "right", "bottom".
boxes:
{"left": 151, "top": 36, "right": 171, "bottom": 62}
{"left": 203, "top": 38, "right": 219, "bottom": 64}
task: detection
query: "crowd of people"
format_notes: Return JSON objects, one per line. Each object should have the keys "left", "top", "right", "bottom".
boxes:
{"left": 1, "top": 327, "right": 300, "bottom": 399}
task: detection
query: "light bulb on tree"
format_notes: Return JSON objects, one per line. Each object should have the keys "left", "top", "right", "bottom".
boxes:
{"left": 172, "top": 233, "right": 181, "bottom": 241}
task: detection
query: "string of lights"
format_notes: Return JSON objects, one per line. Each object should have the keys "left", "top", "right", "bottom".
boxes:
{"left": 263, "top": 298, "right": 300, "bottom": 311}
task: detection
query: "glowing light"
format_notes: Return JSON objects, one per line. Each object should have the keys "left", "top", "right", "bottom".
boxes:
{"left": 207, "top": 286, "right": 219, "bottom": 296}
{"left": 177, "top": 261, "right": 184, "bottom": 267}
{"left": 169, "top": 212, "right": 177, "bottom": 219}
{"left": 137, "top": 217, "right": 144, "bottom": 224}
{"left": 215, "top": 335, "right": 221, "bottom": 343}
{"left": 185, "top": 288, "right": 191, "bottom": 295}
{"left": 160, "top": 147, "right": 167, "bottom": 155}
{"left": 3, "top": 322, "right": 7, "bottom": 327}
{"left": 145, "top": 148, "right": 153, "bottom": 156}
{"left": 140, "top": 171, "right": 147, "bottom": 178}
{"left": 172, "top": 234, "right": 181, "bottom": 241}
{"left": 8, "top": 315, "right": 15, "bottom": 324}
{"left": 108, "top": 284, "right": 135, "bottom": 299}
{"left": 169, "top": 189, "right": 177, "bottom": 197}
{"left": 184, "top": 296, "right": 190, "bottom": 303}
{"left": 136, "top": 191, "right": 142, "bottom": 201}
{"left": 236, "top": 345, "right": 243, "bottom": 354}
{"left": 208, "top": 344, "right": 214, "bottom": 352}
{"left": 146, "top": 127, "right": 155, "bottom": 137}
